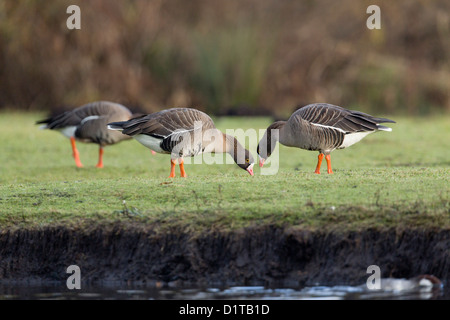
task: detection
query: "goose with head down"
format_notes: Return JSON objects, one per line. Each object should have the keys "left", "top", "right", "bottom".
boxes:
{"left": 37, "top": 101, "right": 136, "bottom": 168}
{"left": 257, "top": 103, "right": 395, "bottom": 174}
{"left": 108, "top": 107, "right": 255, "bottom": 177}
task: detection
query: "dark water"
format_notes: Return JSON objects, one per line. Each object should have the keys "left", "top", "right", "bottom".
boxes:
{"left": 0, "top": 283, "right": 447, "bottom": 300}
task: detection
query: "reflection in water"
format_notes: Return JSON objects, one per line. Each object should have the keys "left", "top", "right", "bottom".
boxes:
{"left": 0, "top": 281, "right": 446, "bottom": 300}
{"left": 158, "top": 282, "right": 446, "bottom": 300}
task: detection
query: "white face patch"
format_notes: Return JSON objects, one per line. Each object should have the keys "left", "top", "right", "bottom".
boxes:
{"left": 246, "top": 163, "right": 254, "bottom": 176}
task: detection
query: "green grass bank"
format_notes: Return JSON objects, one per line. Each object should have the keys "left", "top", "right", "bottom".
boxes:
{"left": 0, "top": 111, "right": 449, "bottom": 286}
{"left": 0, "top": 112, "right": 449, "bottom": 232}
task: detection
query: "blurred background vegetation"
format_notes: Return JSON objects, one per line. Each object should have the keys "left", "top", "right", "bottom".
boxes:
{"left": 0, "top": 0, "right": 449, "bottom": 117}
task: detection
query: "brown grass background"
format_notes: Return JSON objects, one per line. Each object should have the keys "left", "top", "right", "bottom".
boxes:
{"left": 1, "top": 0, "right": 449, "bottom": 116}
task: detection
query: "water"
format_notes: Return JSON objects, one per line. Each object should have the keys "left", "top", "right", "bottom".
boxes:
{"left": 0, "top": 282, "right": 447, "bottom": 300}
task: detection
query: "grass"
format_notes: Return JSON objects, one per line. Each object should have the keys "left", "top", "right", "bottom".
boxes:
{"left": 0, "top": 111, "right": 449, "bottom": 233}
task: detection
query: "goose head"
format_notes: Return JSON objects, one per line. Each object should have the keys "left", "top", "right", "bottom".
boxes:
{"left": 236, "top": 149, "right": 255, "bottom": 176}
{"left": 257, "top": 121, "right": 284, "bottom": 167}
{"left": 224, "top": 134, "right": 255, "bottom": 176}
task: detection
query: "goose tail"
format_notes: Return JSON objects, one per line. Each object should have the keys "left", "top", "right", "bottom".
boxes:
{"left": 377, "top": 125, "right": 393, "bottom": 132}
{"left": 36, "top": 118, "right": 51, "bottom": 129}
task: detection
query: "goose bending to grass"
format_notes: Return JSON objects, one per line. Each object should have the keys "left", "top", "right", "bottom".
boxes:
{"left": 108, "top": 108, "right": 255, "bottom": 177}
{"left": 37, "top": 101, "right": 135, "bottom": 168}
{"left": 257, "top": 103, "right": 395, "bottom": 174}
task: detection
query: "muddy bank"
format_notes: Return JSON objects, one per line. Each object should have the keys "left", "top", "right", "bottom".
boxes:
{"left": 0, "top": 223, "right": 448, "bottom": 287}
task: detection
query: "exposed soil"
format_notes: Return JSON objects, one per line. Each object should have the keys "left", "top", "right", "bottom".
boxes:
{"left": 0, "top": 223, "right": 448, "bottom": 287}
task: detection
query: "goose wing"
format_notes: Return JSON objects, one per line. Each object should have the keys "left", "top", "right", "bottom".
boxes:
{"left": 119, "top": 108, "right": 215, "bottom": 138}
{"left": 37, "top": 101, "right": 131, "bottom": 129}
{"left": 36, "top": 110, "right": 83, "bottom": 129}
{"left": 114, "top": 108, "right": 216, "bottom": 153}
{"left": 294, "top": 103, "right": 395, "bottom": 133}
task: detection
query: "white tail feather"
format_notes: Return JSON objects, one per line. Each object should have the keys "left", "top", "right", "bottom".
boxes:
{"left": 377, "top": 125, "right": 392, "bottom": 132}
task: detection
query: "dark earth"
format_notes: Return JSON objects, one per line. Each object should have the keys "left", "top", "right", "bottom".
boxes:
{"left": 0, "top": 223, "right": 448, "bottom": 288}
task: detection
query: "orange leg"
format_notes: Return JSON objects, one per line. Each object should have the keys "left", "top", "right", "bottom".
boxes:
{"left": 314, "top": 153, "right": 324, "bottom": 174}
{"left": 70, "top": 137, "right": 83, "bottom": 168}
{"left": 96, "top": 147, "right": 104, "bottom": 168}
{"left": 325, "top": 154, "right": 333, "bottom": 174}
{"left": 169, "top": 159, "right": 176, "bottom": 178}
{"left": 179, "top": 158, "right": 187, "bottom": 178}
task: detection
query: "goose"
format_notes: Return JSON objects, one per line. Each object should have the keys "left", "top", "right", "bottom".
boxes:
{"left": 375, "top": 274, "right": 443, "bottom": 292}
{"left": 37, "top": 101, "right": 136, "bottom": 168}
{"left": 257, "top": 103, "right": 395, "bottom": 174}
{"left": 107, "top": 108, "right": 255, "bottom": 177}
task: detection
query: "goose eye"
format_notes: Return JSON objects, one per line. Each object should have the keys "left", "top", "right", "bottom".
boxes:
{"left": 246, "top": 159, "right": 249, "bottom": 163}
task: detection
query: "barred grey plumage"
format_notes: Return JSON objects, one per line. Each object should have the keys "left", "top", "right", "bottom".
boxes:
{"left": 37, "top": 101, "right": 134, "bottom": 168}
{"left": 108, "top": 108, "right": 255, "bottom": 177}
{"left": 257, "top": 103, "right": 395, "bottom": 174}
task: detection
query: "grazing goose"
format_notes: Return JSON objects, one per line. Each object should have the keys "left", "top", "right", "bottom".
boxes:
{"left": 37, "top": 101, "right": 134, "bottom": 168}
{"left": 108, "top": 108, "right": 255, "bottom": 177}
{"left": 257, "top": 103, "right": 395, "bottom": 174}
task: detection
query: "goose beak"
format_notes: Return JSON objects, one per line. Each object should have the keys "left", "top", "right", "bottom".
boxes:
{"left": 246, "top": 163, "right": 254, "bottom": 176}
{"left": 259, "top": 157, "right": 265, "bottom": 168}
